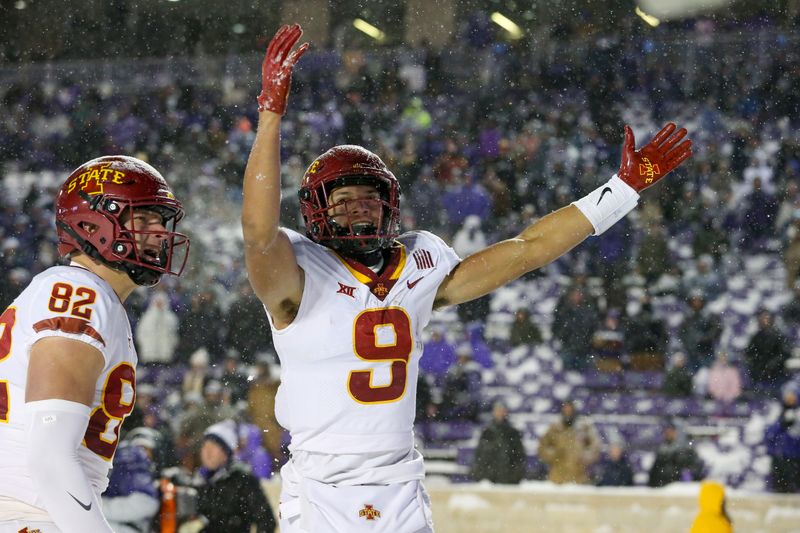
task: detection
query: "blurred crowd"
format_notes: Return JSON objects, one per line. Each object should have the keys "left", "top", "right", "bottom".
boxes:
{"left": 2, "top": 15, "right": 800, "bottom": 502}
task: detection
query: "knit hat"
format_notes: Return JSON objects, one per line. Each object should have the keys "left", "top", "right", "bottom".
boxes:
{"left": 203, "top": 419, "right": 238, "bottom": 457}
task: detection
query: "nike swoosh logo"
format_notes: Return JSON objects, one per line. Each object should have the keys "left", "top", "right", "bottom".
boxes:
{"left": 597, "top": 187, "right": 612, "bottom": 205}
{"left": 407, "top": 277, "right": 425, "bottom": 289}
{"left": 67, "top": 491, "right": 92, "bottom": 511}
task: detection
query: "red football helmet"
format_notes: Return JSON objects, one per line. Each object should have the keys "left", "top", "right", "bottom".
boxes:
{"left": 298, "top": 145, "right": 400, "bottom": 255}
{"left": 56, "top": 155, "right": 190, "bottom": 286}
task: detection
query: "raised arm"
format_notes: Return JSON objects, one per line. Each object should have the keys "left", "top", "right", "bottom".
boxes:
{"left": 242, "top": 24, "right": 309, "bottom": 327}
{"left": 435, "top": 123, "right": 692, "bottom": 308}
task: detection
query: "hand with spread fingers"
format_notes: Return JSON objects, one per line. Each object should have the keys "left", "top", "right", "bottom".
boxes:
{"left": 257, "top": 23, "right": 310, "bottom": 115}
{"left": 617, "top": 123, "right": 693, "bottom": 192}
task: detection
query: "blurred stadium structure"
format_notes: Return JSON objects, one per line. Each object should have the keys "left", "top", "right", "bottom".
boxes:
{"left": 0, "top": 0, "right": 793, "bottom": 61}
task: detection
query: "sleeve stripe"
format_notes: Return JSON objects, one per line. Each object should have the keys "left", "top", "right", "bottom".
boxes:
{"left": 32, "top": 317, "right": 106, "bottom": 347}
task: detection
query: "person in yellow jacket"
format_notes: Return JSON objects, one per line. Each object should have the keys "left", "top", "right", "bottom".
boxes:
{"left": 690, "top": 481, "right": 733, "bottom": 533}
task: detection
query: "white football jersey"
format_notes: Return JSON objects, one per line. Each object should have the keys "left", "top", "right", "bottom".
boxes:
{"left": 0, "top": 264, "right": 137, "bottom": 509}
{"left": 269, "top": 229, "right": 460, "bottom": 456}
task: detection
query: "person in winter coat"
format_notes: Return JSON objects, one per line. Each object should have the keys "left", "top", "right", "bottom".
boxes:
{"left": 420, "top": 326, "right": 457, "bottom": 384}
{"left": 706, "top": 351, "right": 742, "bottom": 404}
{"left": 452, "top": 214, "right": 488, "bottom": 258}
{"left": 647, "top": 421, "right": 705, "bottom": 487}
{"left": 552, "top": 286, "right": 600, "bottom": 370}
{"left": 135, "top": 290, "right": 179, "bottom": 365}
{"left": 471, "top": 402, "right": 526, "bottom": 484}
{"left": 237, "top": 422, "right": 273, "bottom": 480}
{"left": 764, "top": 387, "right": 800, "bottom": 493}
{"left": 538, "top": 401, "right": 601, "bottom": 484}
{"left": 744, "top": 309, "right": 790, "bottom": 392}
{"left": 596, "top": 441, "right": 635, "bottom": 487}
{"left": 679, "top": 291, "right": 722, "bottom": 371}
{"left": 508, "top": 308, "right": 543, "bottom": 348}
{"left": 179, "top": 420, "right": 276, "bottom": 533}
{"left": 689, "top": 481, "right": 733, "bottom": 533}
{"left": 439, "top": 344, "right": 483, "bottom": 422}
{"left": 102, "top": 441, "right": 160, "bottom": 533}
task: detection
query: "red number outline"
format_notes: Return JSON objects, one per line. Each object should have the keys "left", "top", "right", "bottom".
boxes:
{"left": 71, "top": 287, "right": 97, "bottom": 320}
{"left": 83, "top": 362, "right": 136, "bottom": 460}
{"left": 0, "top": 307, "right": 16, "bottom": 423}
{"left": 347, "top": 307, "right": 413, "bottom": 404}
{"left": 47, "top": 283, "right": 97, "bottom": 320}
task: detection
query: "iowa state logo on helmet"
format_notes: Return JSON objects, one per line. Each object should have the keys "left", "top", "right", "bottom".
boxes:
{"left": 65, "top": 161, "right": 129, "bottom": 196}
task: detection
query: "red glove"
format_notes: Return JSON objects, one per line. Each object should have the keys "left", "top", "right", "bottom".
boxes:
{"left": 617, "top": 123, "right": 693, "bottom": 192}
{"left": 257, "top": 24, "right": 310, "bottom": 115}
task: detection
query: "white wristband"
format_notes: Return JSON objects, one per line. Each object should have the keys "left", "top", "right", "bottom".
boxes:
{"left": 571, "top": 174, "right": 639, "bottom": 235}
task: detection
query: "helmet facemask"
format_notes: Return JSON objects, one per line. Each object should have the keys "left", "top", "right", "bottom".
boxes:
{"left": 301, "top": 175, "right": 400, "bottom": 258}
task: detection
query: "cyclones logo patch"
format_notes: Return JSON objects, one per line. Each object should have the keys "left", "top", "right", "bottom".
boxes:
{"left": 358, "top": 504, "right": 381, "bottom": 521}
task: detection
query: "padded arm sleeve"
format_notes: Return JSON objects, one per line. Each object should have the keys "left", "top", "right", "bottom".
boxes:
{"left": 26, "top": 399, "right": 115, "bottom": 533}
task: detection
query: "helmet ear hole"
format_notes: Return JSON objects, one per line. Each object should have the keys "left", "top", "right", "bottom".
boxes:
{"left": 113, "top": 242, "right": 132, "bottom": 257}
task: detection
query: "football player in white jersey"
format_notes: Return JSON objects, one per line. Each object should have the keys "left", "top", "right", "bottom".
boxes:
{"left": 0, "top": 156, "right": 189, "bottom": 533}
{"left": 243, "top": 25, "right": 692, "bottom": 533}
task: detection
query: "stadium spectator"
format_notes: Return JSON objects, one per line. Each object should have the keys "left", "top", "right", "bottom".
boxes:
{"left": 102, "top": 441, "right": 160, "bottom": 533}
{"left": 679, "top": 291, "right": 723, "bottom": 371}
{"left": 178, "top": 291, "right": 224, "bottom": 362}
{"left": 591, "top": 308, "right": 625, "bottom": 372}
{"left": 416, "top": 372, "right": 438, "bottom": 427}
{"left": 452, "top": 214, "right": 488, "bottom": 259}
{"left": 741, "top": 176, "right": 779, "bottom": 251}
{"left": 783, "top": 208, "right": 800, "bottom": 289}
{"left": 663, "top": 352, "right": 694, "bottom": 397}
{"left": 179, "top": 420, "right": 276, "bottom": 532}
{"left": 538, "top": 401, "right": 601, "bottom": 484}
{"left": 636, "top": 222, "right": 670, "bottom": 283}
{"left": 682, "top": 254, "right": 723, "bottom": 301}
{"left": 225, "top": 282, "right": 274, "bottom": 364}
{"left": 596, "top": 440, "right": 635, "bottom": 487}
{"left": 706, "top": 351, "right": 742, "bottom": 405}
{"left": 508, "top": 308, "right": 543, "bottom": 348}
{"left": 176, "top": 392, "right": 219, "bottom": 472}
{"left": 246, "top": 355, "right": 285, "bottom": 468}
{"left": 420, "top": 326, "right": 458, "bottom": 384}
{"left": 182, "top": 348, "right": 212, "bottom": 399}
{"left": 647, "top": 421, "right": 705, "bottom": 487}
{"left": 135, "top": 290, "right": 180, "bottom": 366}
{"left": 764, "top": 387, "right": 800, "bottom": 493}
{"left": 624, "top": 295, "right": 668, "bottom": 371}
{"left": 439, "top": 344, "right": 484, "bottom": 422}
{"left": 216, "top": 350, "right": 250, "bottom": 405}
{"left": 471, "top": 402, "right": 526, "bottom": 484}
{"left": 744, "top": 308, "right": 791, "bottom": 393}
{"left": 236, "top": 422, "right": 273, "bottom": 480}
{"left": 553, "top": 286, "right": 600, "bottom": 371}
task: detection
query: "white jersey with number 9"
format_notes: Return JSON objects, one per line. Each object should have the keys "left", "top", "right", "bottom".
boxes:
{"left": 269, "top": 229, "right": 459, "bottom": 460}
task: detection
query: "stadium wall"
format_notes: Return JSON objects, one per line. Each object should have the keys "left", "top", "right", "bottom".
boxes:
{"left": 262, "top": 480, "right": 800, "bottom": 532}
